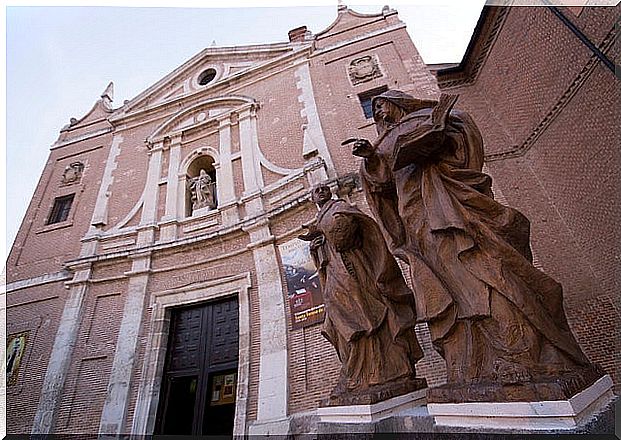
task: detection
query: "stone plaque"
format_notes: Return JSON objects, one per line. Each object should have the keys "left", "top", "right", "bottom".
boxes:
{"left": 348, "top": 55, "right": 383, "bottom": 85}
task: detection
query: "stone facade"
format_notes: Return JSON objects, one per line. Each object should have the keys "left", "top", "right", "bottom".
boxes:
{"left": 4, "top": 5, "right": 618, "bottom": 436}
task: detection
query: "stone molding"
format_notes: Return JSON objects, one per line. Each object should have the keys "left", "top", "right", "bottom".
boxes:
{"left": 112, "top": 45, "right": 309, "bottom": 124}
{"left": 50, "top": 127, "right": 113, "bottom": 150}
{"left": 313, "top": 23, "right": 407, "bottom": 57}
{"left": 3, "top": 271, "right": 72, "bottom": 294}
{"left": 146, "top": 96, "right": 256, "bottom": 145}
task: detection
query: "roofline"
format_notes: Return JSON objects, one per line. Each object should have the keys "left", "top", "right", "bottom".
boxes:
{"left": 435, "top": 6, "right": 492, "bottom": 77}
{"left": 434, "top": 6, "right": 510, "bottom": 89}
{"left": 314, "top": 5, "right": 397, "bottom": 40}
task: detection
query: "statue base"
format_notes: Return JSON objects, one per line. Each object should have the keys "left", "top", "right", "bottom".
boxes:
{"left": 317, "top": 387, "right": 427, "bottom": 424}
{"left": 322, "top": 376, "right": 427, "bottom": 406}
{"left": 427, "top": 365, "right": 606, "bottom": 403}
{"left": 427, "top": 374, "right": 614, "bottom": 431}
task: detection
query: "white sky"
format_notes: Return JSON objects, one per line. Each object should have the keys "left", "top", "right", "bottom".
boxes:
{"left": 3, "top": 1, "right": 488, "bottom": 264}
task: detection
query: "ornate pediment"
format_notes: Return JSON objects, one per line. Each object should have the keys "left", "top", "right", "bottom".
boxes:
{"left": 146, "top": 95, "right": 256, "bottom": 145}
{"left": 115, "top": 43, "right": 299, "bottom": 119}
{"left": 313, "top": 5, "right": 401, "bottom": 51}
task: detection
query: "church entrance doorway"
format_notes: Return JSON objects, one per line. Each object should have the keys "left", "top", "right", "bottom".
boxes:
{"left": 155, "top": 297, "right": 239, "bottom": 435}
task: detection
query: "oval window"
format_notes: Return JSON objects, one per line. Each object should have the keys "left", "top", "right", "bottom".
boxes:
{"left": 198, "top": 68, "right": 217, "bottom": 85}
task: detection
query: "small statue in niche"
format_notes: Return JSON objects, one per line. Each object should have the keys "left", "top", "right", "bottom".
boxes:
{"left": 346, "top": 90, "right": 604, "bottom": 403}
{"left": 299, "top": 184, "right": 426, "bottom": 406}
{"left": 189, "top": 169, "right": 216, "bottom": 212}
{"left": 61, "top": 162, "right": 84, "bottom": 185}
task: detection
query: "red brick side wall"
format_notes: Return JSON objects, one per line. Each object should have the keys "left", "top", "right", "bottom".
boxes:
{"left": 7, "top": 132, "right": 112, "bottom": 281}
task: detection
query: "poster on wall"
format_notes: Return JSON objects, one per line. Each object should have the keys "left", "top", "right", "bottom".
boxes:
{"left": 278, "top": 238, "right": 325, "bottom": 330}
{"left": 6, "top": 332, "right": 28, "bottom": 386}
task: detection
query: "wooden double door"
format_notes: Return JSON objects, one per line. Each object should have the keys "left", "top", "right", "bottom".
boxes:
{"left": 155, "top": 297, "right": 239, "bottom": 435}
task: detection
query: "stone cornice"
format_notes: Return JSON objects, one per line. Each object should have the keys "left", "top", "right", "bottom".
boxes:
{"left": 50, "top": 127, "right": 113, "bottom": 150}
{"left": 312, "top": 22, "right": 407, "bottom": 57}
{"left": 3, "top": 270, "right": 73, "bottom": 294}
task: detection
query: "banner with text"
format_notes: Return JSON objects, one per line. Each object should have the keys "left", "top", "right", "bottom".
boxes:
{"left": 278, "top": 238, "right": 325, "bottom": 330}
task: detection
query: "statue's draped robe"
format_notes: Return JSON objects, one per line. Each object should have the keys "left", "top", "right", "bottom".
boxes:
{"left": 191, "top": 173, "right": 214, "bottom": 210}
{"left": 311, "top": 199, "right": 423, "bottom": 393}
{"left": 360, "top": 107, "right": 590, "bottom": 383}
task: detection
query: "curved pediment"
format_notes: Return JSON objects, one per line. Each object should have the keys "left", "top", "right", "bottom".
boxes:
{"left": 147, "top": 95, "right": 257, "bottom": 145}
{"left": 313, "top": 6, "right": 400, "bottom": 51}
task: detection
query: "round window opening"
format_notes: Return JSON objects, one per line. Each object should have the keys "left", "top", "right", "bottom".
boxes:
{"left": 198, "top": 68, "right": 217, "bottom": 85}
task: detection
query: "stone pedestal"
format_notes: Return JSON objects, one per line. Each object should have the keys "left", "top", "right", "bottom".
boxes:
{"left": 317, "top": 388, "right": 426, "bottom": 425}
{"left": 427, "top": 374, "right": 614, "bottom": 431}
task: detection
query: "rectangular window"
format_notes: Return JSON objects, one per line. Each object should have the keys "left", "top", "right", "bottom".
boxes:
{"left": 47, "top": 194, "right": 74, "bottom": 224}
{"left": 358, "top": 85, "right": 388, "bottom": 119}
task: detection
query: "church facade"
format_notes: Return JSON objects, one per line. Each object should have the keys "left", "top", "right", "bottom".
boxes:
{"left": 5, "top": 5, "right": 618, "bottom": 436}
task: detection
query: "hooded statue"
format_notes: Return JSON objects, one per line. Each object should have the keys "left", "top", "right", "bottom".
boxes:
{"left": 349, "top": 90, "right": 602, "bottom": 402}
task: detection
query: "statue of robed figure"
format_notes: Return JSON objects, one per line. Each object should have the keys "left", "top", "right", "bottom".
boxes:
{"left": 300, "top": 184, "right": 426, "bottom": 406}
{"left": 347, "top": 90, "right": 603, "bottom": 403}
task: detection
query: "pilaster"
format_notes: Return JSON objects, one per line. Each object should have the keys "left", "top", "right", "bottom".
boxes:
{"left": 218, "top": 117, "right": 240, "bottom": 227}
{"left": 239, "top": 105, "right": 264, "bottom": 196}
{"left": 160, "top": 135, "right": 182, "bottom": 242}
{"left": 99, "top": 251, "right": 152, "bottom": 435}
{"left": 140, "top": 142, "right": 163, "bottom": 227}
{"left": 31, "top": 263, "right": 92, "bottom": 435}
{"left": 244, "top": 220, "right": 289, "bottom": 433}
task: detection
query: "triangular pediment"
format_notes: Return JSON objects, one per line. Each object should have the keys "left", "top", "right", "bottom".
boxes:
{"left": 115, "top": 43, "right": 303, "bottom": 118}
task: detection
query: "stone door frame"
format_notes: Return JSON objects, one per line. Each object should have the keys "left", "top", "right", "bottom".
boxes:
{"left": 130, "top": 272, "right": 252, "bottom": 436}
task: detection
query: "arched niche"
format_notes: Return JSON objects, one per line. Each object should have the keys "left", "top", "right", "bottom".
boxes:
{"left": 177, "top": 147, "right": 221, "bottom": 218}
{"left": 185, "top": 154, "right": 217, "bottom": 217}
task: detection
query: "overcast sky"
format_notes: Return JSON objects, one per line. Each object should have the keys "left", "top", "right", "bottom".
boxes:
{"left": 4, "top": 1, "right": 487, "bottom": 264}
